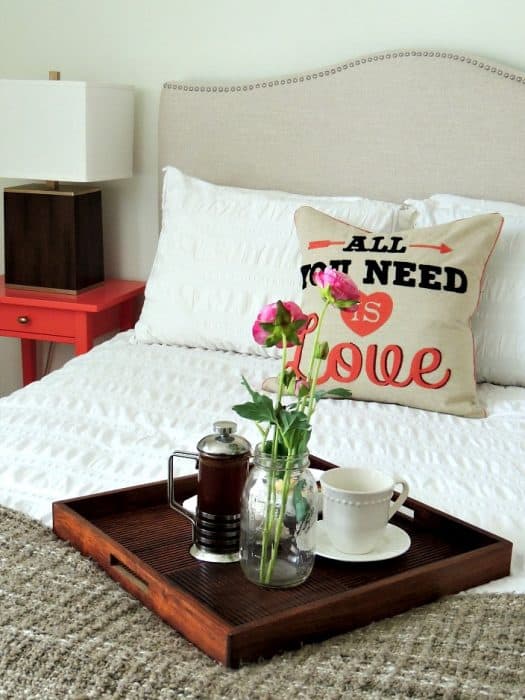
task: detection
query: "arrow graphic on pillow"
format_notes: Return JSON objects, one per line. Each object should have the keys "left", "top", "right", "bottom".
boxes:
{"left": 308, "top": 240, "right": 452, "bottom": 253}
{"left": 409, "top": 243, "right": 452, "bottom": 254}
{"left": 307, "top": 240, "right": 346, "bottom": 249}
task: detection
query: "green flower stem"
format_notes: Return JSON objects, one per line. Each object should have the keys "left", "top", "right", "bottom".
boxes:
{"left": 257, "top": 422, "right": 272, "bottom": 580}
{"left": 262, "top": 451, "right": 296, "bottom": 584}
{"left": 260, "top": 438, "right": 279, "bottom": 582}
{"left": 260, "top": 468, "right": 276, "bottom": 581}
{"left": 307, "top": 355, "right": 323, "bottom": 421}
{"left": 259, "top": 335, "right": 288, "bottom": 583}
{"left": 257, "top": 422, "right": 269, "bottom": 449}
{"left": 299, "top": 299, "right": 330, "bottom": 416}
{"left": 275, "top": 334, "right": 288, "bottom": 414}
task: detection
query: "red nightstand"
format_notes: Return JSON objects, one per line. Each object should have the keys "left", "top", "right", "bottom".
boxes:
{"left": 0, "top": 277, "right": 145, "bottom": 386}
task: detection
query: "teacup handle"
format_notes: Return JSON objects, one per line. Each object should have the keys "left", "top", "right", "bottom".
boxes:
{"left": 389, "top": 479, "right": 409, "bottom": 519}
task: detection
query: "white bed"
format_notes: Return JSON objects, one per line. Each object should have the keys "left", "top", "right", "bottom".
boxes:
{"left": 1, "top": 330, "right": 524, "bottom": 593}
{"left": 1, "top": 50, "right": 524, "bottom": 600}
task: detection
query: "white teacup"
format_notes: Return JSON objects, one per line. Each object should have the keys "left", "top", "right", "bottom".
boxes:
{"left": 320, "top": 467, "right": 409, "bottom": 554}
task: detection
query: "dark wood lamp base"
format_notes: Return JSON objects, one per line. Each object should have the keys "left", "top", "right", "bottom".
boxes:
{"left": 4, "top": 184, "right": 104, "bottom": 294}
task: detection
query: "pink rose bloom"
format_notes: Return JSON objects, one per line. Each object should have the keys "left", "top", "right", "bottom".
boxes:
{"left": 252, "top": 301, "right": 307, "bottom": 347}
{"left": 312, "top": 266, "right": 360, "bottom": 304}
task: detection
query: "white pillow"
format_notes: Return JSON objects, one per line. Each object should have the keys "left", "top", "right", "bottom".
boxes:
{"left": 134, "top": 166, "right": 415, "bottom": 356}
{"left": 405, "top": 194, "right": 525, "bottom": 386}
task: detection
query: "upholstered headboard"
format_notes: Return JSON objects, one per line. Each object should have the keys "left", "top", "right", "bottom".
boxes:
{"left": 159, "top": 49, "right": 525, "bottom": 204}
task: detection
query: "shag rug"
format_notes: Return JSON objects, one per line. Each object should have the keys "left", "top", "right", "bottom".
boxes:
{"left": 0, "top": 506, "right": 523, "bottom": 700}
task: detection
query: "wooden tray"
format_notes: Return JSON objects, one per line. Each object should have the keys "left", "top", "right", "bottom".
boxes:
{"left": 52, "top": 456, "right": 512, "bottom": 668}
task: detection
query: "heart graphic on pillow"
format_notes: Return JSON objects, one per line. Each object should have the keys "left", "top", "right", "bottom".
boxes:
{"left": 340, "top": 292, "right": 393, "bottom": 336}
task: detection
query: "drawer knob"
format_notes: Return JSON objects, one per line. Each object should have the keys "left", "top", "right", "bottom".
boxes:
{"left": 17, "top": 315, "right": 30, "bottom": 325}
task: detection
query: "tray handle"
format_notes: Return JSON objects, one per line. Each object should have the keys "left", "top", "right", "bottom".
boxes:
{"left": 109, "top": 554, "right": 149, "bottom": 593}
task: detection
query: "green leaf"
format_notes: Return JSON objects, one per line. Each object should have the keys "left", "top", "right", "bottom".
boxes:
{"left": 293, "top": 479, "right": 310, "bottom": 523}
{"left": 282, "top": 370, "right": 296, "bottom": 392}
{"left": 233, "top": 384, "right": 276, "bottom": 423}
{"left": 296, "top": 429, "right": 312, "bottom": 453}
{"left": 240, "top": 375, "right": 259, "bottom": 402}
{"left": 296, "top": 383, "right": 310, "bottom": 399}
{"left": 292, "top": 318, "right": 307, "bottom": 332}
{"left": 274, "top": 300, "right": 291, "bottom": 326}
{"left": 314, "top": 387, "right": 353, "bottom": 401}
{"left": 336, "top": 299, "right": 359, "bottom": 310}
{"left": 314, "top": 340, "right": 329, "bottom": 360}
{"left": 263, "top": 333, "right": 281, "bottom": 348}
{"left": 284, "top": 329, "right": 301, "bottom": 346}
{"left": 232, "top": 399, "right": 275, "bottom": 423}
{"left": 257, "top": 325, "right": 283, "bottom": 347}
{"left": 278, "top": 410, "right": 309, "bottom": 437}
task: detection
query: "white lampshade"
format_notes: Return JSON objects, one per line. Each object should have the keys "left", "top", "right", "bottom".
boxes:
{"left": 0, "top": 79, "right": 134, "bottom": 182}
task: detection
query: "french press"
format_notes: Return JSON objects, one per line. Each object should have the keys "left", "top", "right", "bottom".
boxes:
{"left": 168, "top": 421, "right": 251, "bottom": 563}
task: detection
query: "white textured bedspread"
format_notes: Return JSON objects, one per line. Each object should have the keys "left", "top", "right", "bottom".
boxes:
{"left": 1, "top": 332, "right": 523, "bottom": 592}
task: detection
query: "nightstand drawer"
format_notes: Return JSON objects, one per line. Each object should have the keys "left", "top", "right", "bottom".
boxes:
{"left": 0, "top": 275, "right": 145, "bottom": 386}
{"left": 0, "top": 305, "right": 75, "bottom": 337}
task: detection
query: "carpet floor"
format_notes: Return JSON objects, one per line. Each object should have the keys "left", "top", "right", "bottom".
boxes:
{"left": 0, "top": 505, "right": 523, "bottom": 700}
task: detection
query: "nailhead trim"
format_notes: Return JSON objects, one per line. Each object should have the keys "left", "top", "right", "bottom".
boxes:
{"left": 163, "top": 50, "right": 525, "bottom": 93}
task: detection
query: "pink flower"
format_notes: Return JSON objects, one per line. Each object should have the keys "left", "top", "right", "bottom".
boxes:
{"left": 252, "top": 301, "right": 308, "bottom": 348}
{"left": 313, "top": 266, "right": 360, "bottom": 301}
{"left": 312, "top": 266, "right": 360, "bottom": 309}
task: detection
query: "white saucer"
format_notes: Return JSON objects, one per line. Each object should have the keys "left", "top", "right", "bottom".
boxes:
{"left": 314, "top": 520, "right": 411, "bottom": 562}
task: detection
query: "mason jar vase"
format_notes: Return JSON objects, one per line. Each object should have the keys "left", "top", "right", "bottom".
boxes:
{"left": 240, "top": 445, "right": 318, "bottom": 588}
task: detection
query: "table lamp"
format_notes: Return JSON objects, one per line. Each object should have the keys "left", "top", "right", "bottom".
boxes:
{"left": 0, "top": 72, "right": 134, "bottom": 293}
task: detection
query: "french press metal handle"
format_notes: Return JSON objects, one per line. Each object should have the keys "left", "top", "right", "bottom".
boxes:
{"left": 167, "top": 451, "right": 199, "bottom": 526}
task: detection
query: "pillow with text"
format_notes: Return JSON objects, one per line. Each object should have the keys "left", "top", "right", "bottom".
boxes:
{"left": 292, "top": 206, "right": 503, "bottom": 417}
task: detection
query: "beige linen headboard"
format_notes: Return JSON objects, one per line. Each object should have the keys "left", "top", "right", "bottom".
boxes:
{"left": 159, "top": 49, "right": 525, "bottom": 204}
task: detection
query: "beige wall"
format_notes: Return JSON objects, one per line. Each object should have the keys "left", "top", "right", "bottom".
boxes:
{"left": 1, "top": 0, "right": 524, "bottom": 396}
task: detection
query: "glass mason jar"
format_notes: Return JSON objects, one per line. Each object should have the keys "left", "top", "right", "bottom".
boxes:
{"left": 240, "top": 445, "right": 318, "bottom": 588}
